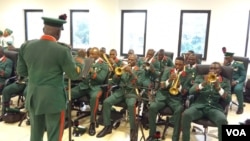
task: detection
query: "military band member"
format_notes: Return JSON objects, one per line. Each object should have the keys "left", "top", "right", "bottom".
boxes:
{"left": 2, "top": 28, "right": 14, "bottom": 48}
{"left": 146, "top": 56, "right": 191, "bottom": 141}
{"left": 223, "top": 52, "right": 246, "bottom": 114}
{"left": 0, "top": 77, "right": 27, "bottom": 121}
{"left": 96, "top": 54, "right": 143, "bottom": 139}
{"left": 137, "top": 49, "right": 158, "bottom": 69}
{"left": 0, "top": 47, "right": 13, "bottom": 91}
{"left": 106, "top": 49, "right": 123, "bottom": 78}
{"left": 16, "top": 16, "right": 84, "bottom": 141}
{"left": 156, "top": 49, "right": 174, "bottom": 72}
{"left": 182, "top": 62, "right": 231, "bottom": 141}
{"left": 70, "top": 47, "right": 109, "bottom": 136}
{"left": 186, "top": 53, "right": 198, "bottom": 85}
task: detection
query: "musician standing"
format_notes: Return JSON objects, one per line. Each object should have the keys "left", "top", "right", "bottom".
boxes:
{"left": 182, "top": 62, "right": 231, "bottom": 141}
{"left": 16, "top": 16, "right": 84, "bottom": 141}
{"left": 96, "top": 54, "right": 143, "bottom": 139}
{"left": 146, "top": 57, "right": 191, "bottom": 141}
{"left": 70, "top": 47, "right": 109, "bottom": 136}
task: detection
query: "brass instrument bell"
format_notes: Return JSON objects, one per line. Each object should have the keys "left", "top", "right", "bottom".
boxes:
{"left": 207, "top": 72, "right": 217, "bottom": 83}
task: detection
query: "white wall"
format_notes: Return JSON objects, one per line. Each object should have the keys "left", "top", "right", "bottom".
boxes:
{"left": 1, "top": 0, "right": 250, "bottom": 72}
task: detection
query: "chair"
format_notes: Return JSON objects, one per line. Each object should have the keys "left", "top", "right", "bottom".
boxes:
{"left": 182, "top": 53, "right": 203, "bottom": 64}
{"left": 164, "top": 52, "right": 174, "bottom": 60}
{"left": 0, "top": 51, "right": 18, "bottom": 106}
{"left": 187, "top": 64, "right": 233, "bottom": 141}
{"left": 230, "top": 56, "right": 249, "bottom": 109}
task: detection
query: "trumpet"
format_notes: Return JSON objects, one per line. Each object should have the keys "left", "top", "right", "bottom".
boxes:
{"left": 207, "top": 72, "right": 217, "bottom": 83}
{"left": 115, "top": 64, "right": 130, "bottom": 76}
{"left": 169, "top": 71, "right": 181, "bottom": 95}
{"left": 103, "top": 53, "right": 114, "bottom": 71}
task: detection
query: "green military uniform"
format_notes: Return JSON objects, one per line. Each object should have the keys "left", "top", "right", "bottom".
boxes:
{"left": 148, "top": 67, "right": 191, "bottom": 141}
{"left": 109, "top": 57, "right": 123, "bottom": 78}
{"left": 156, "top": 55, "right": 174, "bottom": 72}
{"left": 0, "top": 55, "right": 13, "bottom": 91}
{"left": 71, "top": 57, "right": 109, "bottom": 123}
{"left": 1, "top": 80, "right": 27, "bottom": 117}
{"left": 231, "top": 61, "right": 246, "bottom": 109}
{"left": 102, "top": 66, "right": 143, "bottom": 130}
{"left": 17, "top": 27, "right": 84, "bottom": 141}
{"left": 185, "top": 64, "right": 198, "bottom": 86}
{"left": 182, "top": 75, "right": 232, "bottom": 141}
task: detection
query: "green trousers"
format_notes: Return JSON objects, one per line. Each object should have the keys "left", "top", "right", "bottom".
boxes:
{"left": 71, "top": 85, "right": 103, "bottom": 123}
{"left": 102, "top": 90, "right": 137, "bottom": 129}
{"left": 148, "top": 98, "right": 183, "bottom": 141}
{"left": 29, "top": 110, "right": 65, "bottom": 141}
{"left": 1, "top": 82, "right": 26, "bottom": 115}
{"left": 182, "top": 106, "right": 227, "bottom": 141}
{"left": 233, "top": 82, "right": 244, "bottom": 108}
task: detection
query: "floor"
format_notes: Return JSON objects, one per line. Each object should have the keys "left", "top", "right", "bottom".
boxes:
{"left": 0, "top": 95, "right": 249, "bottom": 141}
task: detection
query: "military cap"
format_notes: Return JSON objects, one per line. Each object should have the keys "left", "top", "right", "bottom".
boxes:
{"left": 224, "top": 52, "right": 234, "bottom": 57}
{"left": 42, "top": 17, "right": 66, "bottom": 28}
{"left": 4, "top": 28, "right": 13, "bottom": 35}
{"left": 0, "top": 30, "right": 3, "bottom": 35}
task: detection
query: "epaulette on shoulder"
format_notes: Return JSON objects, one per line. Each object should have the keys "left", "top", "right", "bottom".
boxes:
{"left": 57, "top": 42, "right": 72, "bottom": 49}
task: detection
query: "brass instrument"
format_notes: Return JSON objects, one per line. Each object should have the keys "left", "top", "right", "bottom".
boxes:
{"left": 114, "top": 64, "right": 130, "bottom": 76}
{"left": 169, "top": 71, "right": 181, "bottom": 95}
{"left": 207, "top": 72, "right": 217, "bottom": 83}
{"left": 103, "top": 53, "right": 114, "bottom": 71}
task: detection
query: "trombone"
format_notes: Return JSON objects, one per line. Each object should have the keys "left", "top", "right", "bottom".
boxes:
{"left": 103, "top": 53, "right": 114, "bottom": 71}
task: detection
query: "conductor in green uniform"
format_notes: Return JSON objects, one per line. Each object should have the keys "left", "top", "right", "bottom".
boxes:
{"left": 223, "top": 52, "right": 246, "bottom": 114}
{"left": 146, "top": 56, "right": 191, "bottom": 141}
{"left": 16, "top": 16, "right": 84, "bottom": 141}
{"left": 182, "top": 62, "right": 231, "bottom": 141}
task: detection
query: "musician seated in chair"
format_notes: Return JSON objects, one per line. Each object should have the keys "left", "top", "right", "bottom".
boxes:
{"left": 146, "top": 56, "right": 191, "bottom": 141}
{"left": 0, "top": 47, "right": 13, "bottom": 91}
{"left": 96, "top": 54, "right": 144, "bottom": 140}
{"left": 0, "top": 76, "right": 28, "bottom": 121}
{"left": 181, "top": 62, "right": 231, "bottom": 141}
{"left": 70, "top": 47, "right": 109, "bottom": 136}
{"left": 107, "top": 49, "right": 124, "bottom": 78}
{"left": 156, "top": 49, "right": 174, "bottom": 71}
{"left": 137, "top": 49, "right": 158, "bottom": 69}
{"left": 223, "top": 52, "right": 246, "bottom": 114}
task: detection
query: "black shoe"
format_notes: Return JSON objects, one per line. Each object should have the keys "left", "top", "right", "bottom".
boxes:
{"left": 96, "top": 125, "right": 112, "bottom": 138}
{"left": 146, "top": 136, "right": 154, "bottom": 141}
{"left": 88, "top": 123, "right": 96, "bottom": 136}
{"left": 236, "top": 108, "right": 244, "bottom": 114}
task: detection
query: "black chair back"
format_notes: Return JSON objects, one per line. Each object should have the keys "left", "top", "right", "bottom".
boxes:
{"left": 233, "top": 56, "right": 249, "bottom": 72}
{"left": 4, "top": 50, "right": 18, "bottom": 76}
{"left": 164, "top": 52, "right": 174, "bottom": 60}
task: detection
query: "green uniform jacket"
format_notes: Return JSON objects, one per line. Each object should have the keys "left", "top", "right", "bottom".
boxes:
{"left": 0, "top": 56, "right": 13, "bottom": 84}
{"left": 156, "top": 67, "right": 192, "bottom": 101}
{"left": 231, "top": 61, "right": 246, "bottom": 83}
{"left": 17, "top": 35, "right": 84, "bottom": 115}
{"left": 189, "top": 75, "right": 232, "bottom": 112}
{"left": 185, "top": 64, "right": 198, "bottom": 86}
{"left": 111, "top": 66, "right": 143, "bottom": 97}
{"left": 78, "top": 58, "right": 109, "bottom": 90}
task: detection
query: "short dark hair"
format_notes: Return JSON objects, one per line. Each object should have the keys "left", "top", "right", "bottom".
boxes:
{"left": 175, "top": 56, "right": 184, "bottom": 62}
